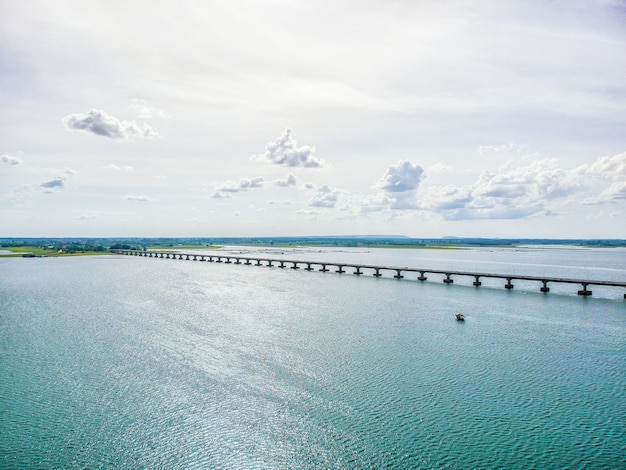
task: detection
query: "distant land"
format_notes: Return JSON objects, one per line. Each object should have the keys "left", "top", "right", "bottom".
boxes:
{"left": 1, "top": 236, "right": 625, "bottom": 257}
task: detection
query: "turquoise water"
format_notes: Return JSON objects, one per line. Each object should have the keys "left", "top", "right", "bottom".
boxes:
{"left": 1, "top": 248, "right": 625, "bottom": 468}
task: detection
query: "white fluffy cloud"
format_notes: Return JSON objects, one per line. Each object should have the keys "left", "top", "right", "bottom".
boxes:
{"left": 251, "top": 128, "right": 325, "bottom": 168}
{"left": 309, "top": 184, "right": 340, "bottom": 208}
{"left": 423, "top": 159, "right": 579, "bottom": 220}
{"left": 576, "top": 152, "right": 626, "bottom": 204}
{"left": 2, "top": 154, "right": 22, "bottom": 165}
{"left": 376, "top": 160, "right": 425, "bottom": 193}
{"left": 216, "top": 176, "right": 264, "bottom": 193}
{"left": 62, "top": 109, "right": 160, "bottom": 140}
{"left": 273, "top": 174, "right": 298, "bottom": 187}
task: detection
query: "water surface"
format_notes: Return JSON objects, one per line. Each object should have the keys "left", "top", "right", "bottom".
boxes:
{"left": 0, "top": 249, "right": 624, "bottom": 468}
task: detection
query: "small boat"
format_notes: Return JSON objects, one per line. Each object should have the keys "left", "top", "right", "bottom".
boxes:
{"left": 455, "top": 313, "right": 465, "bottom": 321}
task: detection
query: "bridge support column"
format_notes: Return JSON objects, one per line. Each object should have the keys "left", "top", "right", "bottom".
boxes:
{"left": 473, "top": 276, "right": 482, "bottom": 286}
{"left": 256, "top": 259, "right": 262, "bottom": 266}
{"left": 394, "top": 270, "right": 404, "bottom": 279}
{"left": 540, "top": 280, "right": 550, "bottom": 293}
{"left": 305, "top": 263, "right": 313, "bottom": 271}
{"left": 373, "top": 268, "right": 382, "bottom": 277}
{"left": 336, "top": 265, "right": 345, "bottom": 273}
{"left": 418, "top": 272, "right": 427, "bottom": 281}
{"left": 443, "top": 274, "right": 454, "bottom": 284}
{"left": 505, "top": 278, "right": 514, "bottom": 289}
{"left": 245, "top": 259, "right": 251, "bottom": 265}
{"left": 578, "top": 283, "right": 592, "bottom": 296}
{"left": 353, "top": 267, "right": 362, "bottom": 275}
{"left": 279, "top": 261, "right": 286, "bottom": 268}
{"left": 234, "top": 258, "right": 241, "bottom": 264}
{"left": 291, "top": 262, "right": 300, "bottom": 269}
{"left": 320, "top": 265, "right": 329, "bottom": 272}
{"left": 225, "top": 258, "right": 232, "bottom": 264}
{"left": 267, "top": 260, "right": 274, "bottom": 267}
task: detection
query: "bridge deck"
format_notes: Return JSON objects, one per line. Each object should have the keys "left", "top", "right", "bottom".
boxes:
{"left": 113, "top": 250, "right": 626, "bottom": 297}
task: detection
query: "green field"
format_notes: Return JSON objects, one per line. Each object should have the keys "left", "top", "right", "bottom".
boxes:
{"left": 1, "top": 247, "right": 112, "bottom": 258}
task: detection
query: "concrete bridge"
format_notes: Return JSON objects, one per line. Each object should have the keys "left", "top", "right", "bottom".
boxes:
{"left": 112, "top": 250, "right": 626, "bottom": 299}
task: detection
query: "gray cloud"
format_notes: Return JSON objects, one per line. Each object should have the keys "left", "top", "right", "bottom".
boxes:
{"left": 2, "top": 154, "right": 22, "bottom": 165}
{"left": 377, "top": 160, "right": 425, "bottom": 192}
{"left": 251, "top": 128, "right": 325, "bottom": 168}
{"left": 62, "top": 109, "right": 160, "bottom": 140}
{"left": 40, "top": 177, "right": 66, "bottom": 189}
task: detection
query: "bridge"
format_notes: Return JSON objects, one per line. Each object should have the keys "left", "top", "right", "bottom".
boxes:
{"left": 112, "top": 250, "right": 626, "bottom": 299}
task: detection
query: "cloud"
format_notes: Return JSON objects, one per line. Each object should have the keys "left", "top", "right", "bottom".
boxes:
{"left": 428, "top": 163, "right": 454, "bottom": 173}
{"left": 273, "top": 173, "right": 298, "bottom": 187}
{"left": 296, "top": 209, "right": 321, "bottom": 216}
{"left": 576, "top": 152, "right": 626, "bottom": 180}
{"left": 129, "top": 99, "right": 170, "bottom": 119}
{"left": 251, "top": 128, "right": 325, "bottom": 168}
{"left": 309, "top": 184, "right": 340, "bottom": 208}
{"left": 75, "top": 213, "right": 97, "bottom": 220}
{"left": 102, "top": 163, "right": 134, "bottom": 171}
{"left": 376, "top": 160, "right": 425, "bottom": 192}
{"left": 40, "top": 177, "right": 65, "bottom": 189}
{"left": 477, "top": 143, "right": 528, "bottom": 157}
{"left": 216, "top": 176, "right": 264, "bottom": 193}
{"left": 360, "top": 193, "right": 393, "bottom": 213}
{"left": 126, "top": 195, "right": 153, "bottom": 201}
{"left": 62, "top": 109, "right": 160, "bottom": 140}
{"left": 2, "top": 154, "right": 22, "bottom": 165}
{"left": 423, "top": 159, "right": 579, "bottom": 220}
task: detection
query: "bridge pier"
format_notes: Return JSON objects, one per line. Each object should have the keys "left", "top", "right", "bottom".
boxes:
{"left": 291, "top": 262, "right": 300, "bottom": 269}
{"left": 225, "top": 258, "right": 232, "bottom": 264}
{"left": 473, "top": 276, "right": 482, "bottom": 286}
{"left": 418, "top": 271, "right": 427, "bottom": 281}
{"left": 336, "top": 265, "right": 345, "bottom": 273}
{"left": 354, "top": 267, "right": 362, "bottom": 275}
{"left": 443, "top": 274, "right": 454, "bottom": 284}
{"left": 245, "top": 259, "right": 251, "bottom": 265}
{"left": 578, "top": 283, "right": 592, "bottom": 296}
{"left": 266, "top": 260, "right": 274, "bottom": 267}
{"left": 256, "top": 259, "right": 262, "bottom": 266}
{"left": 278, "top": 261, "right": 286, "bottom": 268}
{"left": 234, "top": 258, "right": 241, "bottom": 264}
{"left": 305, "top": 263, "right": 314, "bottom": 271}
{"left": 320, "top": 264, "right": 329, "bottom": 272}
{"left": 373, "top": 268, "right": 382, "bottom": 277}
{"left": 394, "top": 270, "right": 404, "bottom": 279}
{"left": 540, "top": 280, "right": 550, "bottom": 293}
{"left": 505, "top": 278, "right": 514, "bottom": 289}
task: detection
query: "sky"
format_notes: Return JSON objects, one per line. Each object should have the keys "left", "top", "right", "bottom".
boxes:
{"left": 1, "top": 0, "right": 625, "bottom": 238}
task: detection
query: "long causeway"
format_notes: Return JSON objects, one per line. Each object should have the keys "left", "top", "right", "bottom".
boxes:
{"left": 113, "top": 250, "right": 626, "bottom": 299}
